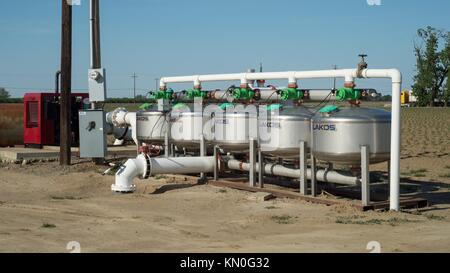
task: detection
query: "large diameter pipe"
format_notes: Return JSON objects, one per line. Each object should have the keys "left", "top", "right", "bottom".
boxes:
{"left": 227, "top": 160, "right": 360, "bottom": 186}
{"left": 151, "top": 157, "right": 215, "bottom": 175}
{"left": 112, "top": 155, "right": 215, "bottom": 193}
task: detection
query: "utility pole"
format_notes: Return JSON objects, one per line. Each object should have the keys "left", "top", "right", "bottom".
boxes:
{"left": 60, "top": 0, "right": 72, "bottom": 166}
{"left": 131, "top": 73, "right": 138, "bottom": 101}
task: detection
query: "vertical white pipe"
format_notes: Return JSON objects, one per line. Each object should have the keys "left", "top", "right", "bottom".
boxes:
{"left": 390, "top": 81, "right": 402, "bottom": 211}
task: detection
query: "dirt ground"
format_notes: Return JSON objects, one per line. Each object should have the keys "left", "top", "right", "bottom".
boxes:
{"left": 0, "top": 106, "right": 449, "bottom": 253}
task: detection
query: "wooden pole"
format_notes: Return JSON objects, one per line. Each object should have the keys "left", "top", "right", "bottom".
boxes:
{"left": 60, "top": 0, "right": 72, "bottom": 166}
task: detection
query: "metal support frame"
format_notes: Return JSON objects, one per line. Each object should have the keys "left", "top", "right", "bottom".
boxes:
{"left": 213, "top": 145, "right": 220, "bottom": 181}
{"left": 258, "top": 146, "right": 264, "bottom": 188}
{"left": 361, "top": 145, "right": 370, "bottom": 206}
{"left": 164, "top": 125, "right": 170, "bottom": 158}
{"left": 310, "top": 154, "right": 317, "bottom": 197}
{"left": 249, "top": 138, "right": 257, "bottom": 187}
{"left": 170, "top": 144, "right": 175, "bottom": 157}
{"left": 200, "top": 134, "right": 206, "bottom": 181}
{"left": 300, "top": 141, "right": 307, "bottom": 195}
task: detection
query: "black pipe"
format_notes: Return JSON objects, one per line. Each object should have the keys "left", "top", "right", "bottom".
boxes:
{"left": 55, "top": 70, "right": 61, "bottom": 94}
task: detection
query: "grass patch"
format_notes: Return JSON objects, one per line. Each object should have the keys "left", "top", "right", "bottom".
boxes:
{"left": 271, "top": 215, "right": 295, "bottom": 224}
{"left": 424, "top": 214, "right": 445, "bottom": 221}
{"left": 265, "top": 206, "right": 279, "bottom": 210}
{"left": 218, "top": 189, "right": 227, "bottom": 193}
{"left": 445, "top": 165, "right": 450, "bottom": 170}
{"left": 439, "top": 172, "right": 450, "bottom": 178}
{"left": 41, "top": 223, "right": 56, "bottom": 229}
{"left": 335, "top": 216, "right": 417, "bottom": 226}
{"left": 155, "top": 175, "right": 168, "bottom": 180}
{"left": 51, "top": 196, "right": 82, "bottom": 200}
{"left": 402, "top": 168, "right": 428, "bottom": 177}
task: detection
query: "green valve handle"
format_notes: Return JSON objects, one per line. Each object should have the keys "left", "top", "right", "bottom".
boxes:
{"left": 149, "top": 88, "right": 174, "bottom": 100}
{"left": 336, "top": 88, "right": 361, "bottom": 101}
{"left": 233, "top": 88, "right": 255, "bottom": 100}
{"left": 219, "top": 103, "right": 234, "bottom": 110}
{"left": 280, "top": 88, "right": 304, "bottom": 101}
{"left": 139, "top": 103, "right": 153, "bottom": 110}
{"left": 319, "top": 105, "right": 339, "bottom": 113}
{"left": 173, "top": 103, "right": 188, "bottom": 110}
{"left": 186, "top": 89, "right": 206, "bottom": 99}
{"left": 266, "top": 104, "right": 283, "bottom": 111}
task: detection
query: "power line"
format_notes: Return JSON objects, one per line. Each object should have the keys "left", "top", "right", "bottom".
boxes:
{"left": 131, "top": 72, "right": 138, "bottom": 100}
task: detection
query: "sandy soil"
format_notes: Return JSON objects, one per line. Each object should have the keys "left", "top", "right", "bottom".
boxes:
{"left": 0, "top": 159, "right": 449, "bottom": 253}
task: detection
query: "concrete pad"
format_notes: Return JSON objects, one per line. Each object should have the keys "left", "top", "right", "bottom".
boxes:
{"left": 0, "top": 145, "right": 137, "bottom": 162}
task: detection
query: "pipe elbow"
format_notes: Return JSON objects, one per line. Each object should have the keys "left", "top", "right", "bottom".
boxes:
{"left": 159, "top": 78, "right": 167, "bottom": 90}
{"left": 112, "top": 154, "right": 149, "bottom": 193}
{"left": 389, "top": 69, "right": 402, "bottom": 84}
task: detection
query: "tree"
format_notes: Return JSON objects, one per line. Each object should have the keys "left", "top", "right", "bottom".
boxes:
{"left": 412, "top": 26, "right": 449, "bottom": 107}
{"left": 443, "top": 34, "right": 450, "bottom": 106}
{"left": 0, "top": 87, "right": 10, "bottom": 100}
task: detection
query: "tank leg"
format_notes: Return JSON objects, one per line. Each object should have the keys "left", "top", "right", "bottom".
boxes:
{"left": 170, "top": 144, "right": 175, "bottom": 157}
{"left": 311, "top": 154, "right": 317, "bottom": 197}
{"left": 199, "top": 135, "right": 206, "bottom": 182}
{"left": 300, "top": 141, "right": 307, "bottom": 195}
{"left": 258, "top": 145, "right": 264, "bottom": 188}
{"left": 361, "top": 145, "right": 370, "bottom": 206}
{"left": 213, "top": 145, "right": 220, "bottom": 181}
{"left": 164, "top": 128, "right": 170, "bottom": 157}
{"left": 249, "top": 138, "right": 257, "bottom": 187}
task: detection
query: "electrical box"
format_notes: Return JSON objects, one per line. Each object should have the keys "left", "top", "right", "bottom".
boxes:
{"left": 23, "top": 93, "right": 89, "bottom": 147}
{"left": 88, "top": 68, "right": 107, "bottom": 102}
{"left": 79, "top": 109, "right": 107, "bottom": 158}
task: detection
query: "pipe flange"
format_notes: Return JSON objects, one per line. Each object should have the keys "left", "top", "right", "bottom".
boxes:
{"left": 111, "top": 183, "right": 136, "bottom": 193}
{"left": 141, "top": 153, "right": 151, "bottom": 180}
{"left": 116, "top": 126, "right": 129, "bottom": 141}
{"left": 111, "top": 107, "right": 128, "bottom": 128}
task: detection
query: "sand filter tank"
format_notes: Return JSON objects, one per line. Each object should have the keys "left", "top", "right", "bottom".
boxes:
{"left": 311, "top": 105, "right": 391, "bottom": 165}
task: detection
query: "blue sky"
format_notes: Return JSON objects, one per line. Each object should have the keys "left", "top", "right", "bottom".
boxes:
{"left": 1, "top": 0, "right": 449, "bottom": 98}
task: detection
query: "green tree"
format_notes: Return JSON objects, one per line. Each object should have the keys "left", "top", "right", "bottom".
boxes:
{"left": 0, "top": 87, "right": 10, "bottom": 100}
{"left": 443, "top": 34, "right": 450, "bottom": 106}
{"left": 412, "top": 26, "right": 449, "bottom": 107}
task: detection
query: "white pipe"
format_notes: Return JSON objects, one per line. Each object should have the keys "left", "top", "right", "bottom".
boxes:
{"left": 112, "top": 155, "right": 215, "bottom": 193}
{"left": 227, "top": 160, "right": 360, "bottom": 186}
{"left": 159, "top": 68, "right": 402, "bottom": 210}
{"left": 113, "top": 139, "right": 125, "bottom": 146}
{"left": 159, "top": 69, "right": 358, "bottom": 88}
{"left": 107, "top": 109, "right": 138, "bottom": 145}
{"left": 112, "top": 154, "right": 147, "bottom": 192}
{"left": 105, "top": 110, "right": 135, "bottom": 144}
{"left": 151, "top": 156, "right": 215, "bottom": 175}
